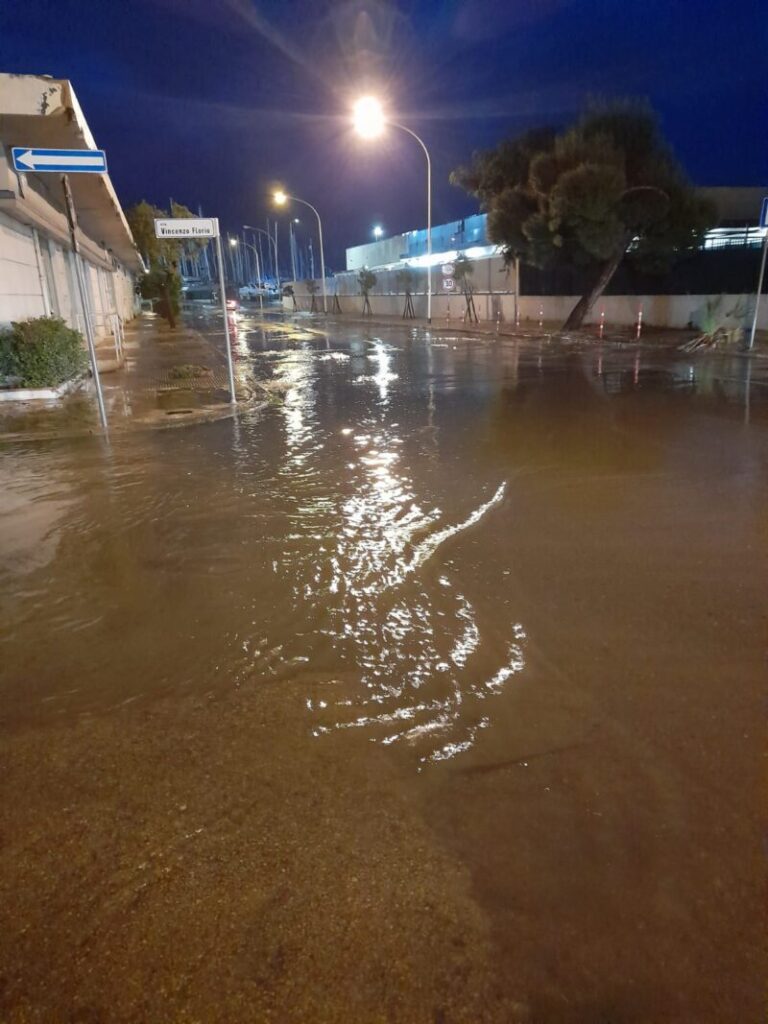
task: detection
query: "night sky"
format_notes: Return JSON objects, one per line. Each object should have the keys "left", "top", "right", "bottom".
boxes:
{"left": 2, "top": 0, "right": 766, "bottom": 268}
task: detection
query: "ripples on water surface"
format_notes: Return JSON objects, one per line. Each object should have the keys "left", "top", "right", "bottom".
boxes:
{"left": 1, "top": 319, "right": 765, "bottom": 769}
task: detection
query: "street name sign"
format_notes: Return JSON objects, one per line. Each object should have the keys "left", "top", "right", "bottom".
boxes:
{"left": 12, "top": 147, "right": 107, "bottom": 174}
{"left": 154, "top": 217, "right": 219, "bottom": 239}
{"left": 760, "top": 197, "right": 768, "bottom": 230}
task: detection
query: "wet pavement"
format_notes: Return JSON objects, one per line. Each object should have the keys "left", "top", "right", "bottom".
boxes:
{"left": 0, "top": 312, "right": 766, "bottom": 1022}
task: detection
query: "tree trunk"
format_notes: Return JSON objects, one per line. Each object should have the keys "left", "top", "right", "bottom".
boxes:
{"left": 562, "top": 247, "right": 625, "bottom": 330}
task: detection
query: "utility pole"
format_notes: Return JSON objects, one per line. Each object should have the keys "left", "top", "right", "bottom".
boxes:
{"left": 748, "top": 227, "right": 767, "bottom": 350}
{"left": 289, "top": 221, "right": 298, "bottom": 282}
{"left": 274, "top": 220, "right": 280, "bottom": 290}
{"left": 61, "top": 175, "right": 107, "bottom": 430}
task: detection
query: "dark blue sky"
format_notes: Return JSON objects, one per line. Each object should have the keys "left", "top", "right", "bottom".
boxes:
{"left": 2, "top": 0, "right": 766, "bottom": 268}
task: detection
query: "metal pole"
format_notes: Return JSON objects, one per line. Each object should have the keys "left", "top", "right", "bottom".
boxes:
{"left": 281, "top": 196, "right": 326, "bottom": 313}
{"left": 274, "top": 220, "right": 280, "bottom": 291}
{"left": 514, "top": 256, "right": 520, "bottom": 326}
{"left": 254, "top": 247, "right": 263, "bottom": 313}
{"left": 214, "top": 224, "right": 236, "bottom": 404}
{"left": 243, "top": 241, "right": 263, "bottom": 314}
{"left": 61, "top": 175, "right": 107, "bottom": 430}
{"left": 290, "top": 221, "right": 298, "bottom": 282}
{"left": 392, "top": 123, "right": 432, "bottom": 322}
{"left": 426, "top": 147, "right": 432, "bottom": 323}
{"left": 317, "top": 212, "right": 327, "bottom": 314}
{"left": 748, "top": 230, "right": 767, "bottom": 350}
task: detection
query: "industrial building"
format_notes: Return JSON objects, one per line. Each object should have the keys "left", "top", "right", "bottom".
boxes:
{"left": 0, "top": 73, "right": 142, "bottom": 367}
{"left": 328, "top": 187, "right": 767, "bottom": 329}
{"left": 345, "top": 189, "right": 766, "bottom": 273}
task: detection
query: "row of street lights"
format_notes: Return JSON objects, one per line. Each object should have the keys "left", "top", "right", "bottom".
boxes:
{"left": 234, "top": 96, "right": 433, "bottom": 323}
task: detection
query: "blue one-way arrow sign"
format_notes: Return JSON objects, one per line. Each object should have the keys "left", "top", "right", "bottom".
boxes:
{"left": 11, "top": 147, "right": 108, "bottom": 174}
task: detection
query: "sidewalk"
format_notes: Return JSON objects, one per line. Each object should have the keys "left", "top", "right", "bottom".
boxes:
{"left": 0, "top": 314, "right": 259, "bottom": 441}
{"left": 288, "top": 308, "right": 768, "bottom": 351}
{"left": 293, "top": 308, "right": 694, "bottom": 347}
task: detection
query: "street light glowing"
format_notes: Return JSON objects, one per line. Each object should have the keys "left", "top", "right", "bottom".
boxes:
{"left": 353, "top": 96, "right": 385, "bottom": 139}
{"left": 373, "top": 224, "right": 384, "bottom": 238}
{"left": 229, "top": 238, "right": 238, "bottom": 246}
{"left": 273, "top": 190, "right": 287, "bottom": 205}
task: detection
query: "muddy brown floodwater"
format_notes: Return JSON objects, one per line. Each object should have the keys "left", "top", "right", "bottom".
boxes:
{"left": 0, "top": 315, "right": 766, "bottom": 1023}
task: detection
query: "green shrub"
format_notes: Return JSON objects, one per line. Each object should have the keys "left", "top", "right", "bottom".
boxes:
{"left": 2, "top": 317, "right": 87, "bottom": 388}
{"left": 0, "top": 328, "right": 16, "bottom": 377}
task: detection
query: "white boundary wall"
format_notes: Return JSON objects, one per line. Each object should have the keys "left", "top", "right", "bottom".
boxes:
{"left": 287, "top": 281, "right": 766, "bottom": 331}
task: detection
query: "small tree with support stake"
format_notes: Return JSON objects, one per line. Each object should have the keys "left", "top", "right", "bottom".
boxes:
{"left": 306, "top": 279, "right": 319, "bottom": 313}
{"left": 358, "top": 269, "right": 376, "bottom": 316}
{"left": 454, "top": 254, "right": 478, "bottom": 323}
{"left": 283, "top": 284, "right": 297, "bottom": 310}
{"left": 396, "top": 267, "right": 416, "bottom": 319}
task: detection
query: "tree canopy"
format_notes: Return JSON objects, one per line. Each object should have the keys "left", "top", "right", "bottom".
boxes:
{"left": 358, "top": 269, "right": 377, "bottom": 295}
{"left": 453, "top": 254, "right": 474, "bottom": 294}
{"left": 126, "top": 200, "right": 201, "bottom": 268}
{"left": 395, "top": 267, "right": 414, "bottom": 294}
{"left": 125, "top": 200, "right": 201, "bottom": 328}
{"left": 451, "top": 100, "right": 717, "bottom": 328}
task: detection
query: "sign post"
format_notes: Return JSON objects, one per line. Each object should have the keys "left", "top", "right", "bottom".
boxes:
{"left": 748, "top": 197, "right": 768, "bottom": 351}
{"left": 61, "top": 175, "right": 108, "bottom": 429}
{"left": 12, "top": 147, "right": 110, "bottom": 430}
{"left": 154, "top": 217, "right": 236, "bottom": 405}
{"left": 442, "top": 262, "right": 455, "bottom": 295}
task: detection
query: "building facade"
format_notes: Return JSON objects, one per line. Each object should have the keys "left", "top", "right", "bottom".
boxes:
{"left": 346, "top": 190, "right": 766, "bottom": 273}
{"left": 321, "top": 187, "right": 768, "bottom": 329}
{"left": 0, "top": 74, "right": 143, "bottom": 366}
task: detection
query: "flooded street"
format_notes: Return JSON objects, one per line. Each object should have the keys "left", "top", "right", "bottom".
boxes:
{"left": 1, "top": 315, "right": 766, "bottom": 1022}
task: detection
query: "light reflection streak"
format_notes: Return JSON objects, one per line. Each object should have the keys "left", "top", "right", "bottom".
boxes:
{"left": 265, "top": 338, "right": 527, "bottom": 765}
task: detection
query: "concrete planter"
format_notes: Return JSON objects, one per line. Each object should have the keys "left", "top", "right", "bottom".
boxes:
{"left": 0, "top": 374, "right": 87, "bottom": 402}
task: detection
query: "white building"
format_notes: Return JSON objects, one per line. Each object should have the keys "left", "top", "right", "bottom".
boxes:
{"left": 0, "top": 73, "right": 143, "bottom": 367}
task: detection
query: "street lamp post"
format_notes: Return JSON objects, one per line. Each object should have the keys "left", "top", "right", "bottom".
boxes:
{"left": 353, "top": 97, "right": 432, "bottom": 323}
{"left": 273, "top": 190, "right": 327, "bottom": 314}
{"left": 240, "top": 240, "right": 264, "bottom": 312}
{"left": 244, "top": 225, "right": 278, "bottom": 293}
{"left": 290, "top": 218, "right": 300, "bottom": 282}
